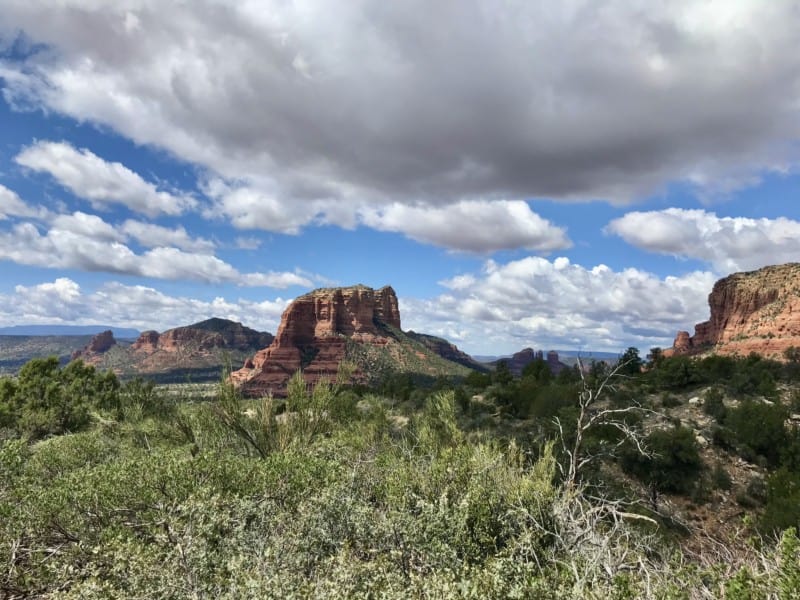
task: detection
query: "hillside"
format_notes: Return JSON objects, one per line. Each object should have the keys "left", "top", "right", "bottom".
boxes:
{"left": 0, "top": 335, "right": 93, "bottom": 375}
{"left": 72, "top": 319, "right": 274, "bottom": 383}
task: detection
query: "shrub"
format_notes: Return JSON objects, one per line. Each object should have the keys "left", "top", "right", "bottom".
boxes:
{"left": 725, "top": 400, "right": 788, "bottom": 466}
{"left": 703, "top": 387, "right": 727, "bottom": 422}
{"left": 4, "top": 357, "right": 121, "bottom": 439}
{"left": 620, "top": 425, "right": 703, "bottom": 496}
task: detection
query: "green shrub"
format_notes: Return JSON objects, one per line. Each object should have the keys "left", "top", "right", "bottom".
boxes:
{"left": 4, "top": 357, "right": 121, "bottom": 439}
{"left": 620, "top": 425, "right": 703, "bottom": 496}
{"left": 703, "top": 387, "right": 727, "bottom": 422}
{"left": 726, "top": 400, "right": 788, "bottom": 466}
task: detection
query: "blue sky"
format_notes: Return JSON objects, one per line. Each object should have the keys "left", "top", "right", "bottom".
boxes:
{"left": 1, "top": 1, "right": 799, "bottom": 356}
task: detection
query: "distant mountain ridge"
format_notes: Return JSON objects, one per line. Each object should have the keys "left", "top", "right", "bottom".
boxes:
{"left": 0, "top": 324, "right": 141, "bottom": 338}
{"left": 71, "top": 318, "right": 274, "bottom": 383}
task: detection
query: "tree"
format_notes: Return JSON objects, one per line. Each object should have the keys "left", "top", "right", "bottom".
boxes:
{"left": 617, "top": 347, "right": 643, "bottom": 376}
{"left": 6, "top": 357, "right": 121, "bottom": 439}
{"left": 620, "top": 425, "right": 703, "bottom": 505}
{"left": 647, "top": 347, "right": 664, "bottom": 368}
{"left": 521, "top": 358, "right": 552, "bottom": 384}
{"left": 492, "top": 359, "right": 514, "bottom": 385}
{"left": 556, "top": 358, "right": 651, "bottom": 488}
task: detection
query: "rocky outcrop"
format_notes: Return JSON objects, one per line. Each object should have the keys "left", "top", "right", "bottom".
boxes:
{"left": 69, "top": 318, "right": 273, "bottom": 382}
{"left": 232, "top": 285, "right": 402, "bottom": 396}
{"left": 132, "top": 319, "right": 273, "bottom": 355}
{"left": 667, "top": 263, "right": 800, "bottom": 359}
{"left": 493, "top": 347, "right": 567, "bottom": 376}
{"left": 71, "top": 330, "right": 117, "bottom": 363}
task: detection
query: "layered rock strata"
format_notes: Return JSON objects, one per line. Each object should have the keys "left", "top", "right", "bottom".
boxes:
{"left": 232, "top": 285, "right": 401, "bottom": 396}
{"left": 667, "top": 263, "right": 800, "bottom": 359}
{"left": 71, "top": 330, "right": 117, "bottom": 363}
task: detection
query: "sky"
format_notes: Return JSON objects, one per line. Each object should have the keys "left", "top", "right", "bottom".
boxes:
{"left": 1, "top": 0, "right": 800, "bottom": 356}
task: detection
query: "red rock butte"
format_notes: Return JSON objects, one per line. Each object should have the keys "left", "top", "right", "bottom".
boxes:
{"left": 666, "top": 263, "right": 800, "bottom": 359}
{"left": 231, "top": 285, "right": 401, "bottom": 396}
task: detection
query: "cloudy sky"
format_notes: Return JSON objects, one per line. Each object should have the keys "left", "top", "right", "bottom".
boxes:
{"left": 1, "top": 0, "right": 799, "bottom": 356}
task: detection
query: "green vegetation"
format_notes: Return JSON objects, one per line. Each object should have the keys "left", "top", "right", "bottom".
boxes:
{"left": 3, "top": 352, "right": 800, "bottom": 596}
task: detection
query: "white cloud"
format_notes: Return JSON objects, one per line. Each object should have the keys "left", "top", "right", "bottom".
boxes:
{"left": 51, "top": 211, "right": 124, "bottom": 242}
{"left": 15, "top": 141, "right": 195, "bottom": 217}
{"left": 234, "top": 236, "right": 262, "bottom": 250}
{"left": 0, "top": 184, "right": 49, "bottom": 219}
{"left": 360, "top": 200, "right": 571, "bottom": 253}
{"left": 1, "top": 0, "right": 799, "bottom": 223}
{"left": 403, "top": 256, "right": 716, "bottom": 353}
{"left": 606, "top": 208, "right": 800, "bottom": 273}
{"left": 0, "top": 211, "right": 312, "bottom": 288}
{"left": 121, "top": 219, "right": 214, "bottom": 252}
{"left": 203, "top": 179, "right": 358, "bottom": 235}
{"left": 0, "top": 278, "right": 290, "bottom": 333}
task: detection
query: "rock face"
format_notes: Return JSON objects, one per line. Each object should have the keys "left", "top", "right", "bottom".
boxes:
{"left": 70, "top": 318, "right": 274, "bottom": 382}
{"left": 232, "top": 285, "right": 401, "bottom": 396}
{"left": 131, "top": 318, "right": 273, "bottom": 355}
{"left": 71, "top": 330, "right": 117, "bottom": 363}
{"left": 494, "top": 347, "right": 567, "bottom": 376}
{"left": 667, "top": 263, "right": 800, "bottom": 359}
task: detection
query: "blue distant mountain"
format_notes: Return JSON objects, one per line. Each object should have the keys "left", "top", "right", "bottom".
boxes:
{"left": 0, "top": 325, "right": 141, "bottom": 339}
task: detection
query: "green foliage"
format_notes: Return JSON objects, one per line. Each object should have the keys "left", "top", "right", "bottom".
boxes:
{"left": 703, "top": 387, "right": 727, "bottom": 422}
{"left": 725, "top": 399, "right": 788, "bottom": 467}
{"left": 653, "top": 355, "right": 702, "bottom": 390}
{"left": 522, "top": 358, "right": 553, "bottom": 383}
{"left": 1, "top": 357, "right": 121, "bottom": 439}
{"left": 464, "top": 369, "right": 491, "bottom": 390}
{"left": 617, "top": 346, "right": 643, "bottom": 376}
{"left": 620, "top": 426, "right": 703, "bottom": 495}
{"left": 6, "top": 356, "right": 800, "bottom": 597}
{"left": 711, "top": 462, "right": 733, "bottom": 491}
{"left": 762, "top": 469, "right": 800, "bottom": 535}
{"left": 492, "top": 359, "right": 514, "bottom": 385}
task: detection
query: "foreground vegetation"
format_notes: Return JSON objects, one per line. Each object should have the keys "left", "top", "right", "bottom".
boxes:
{"left": 2, "top": 353, "right": 800, "bottom": 597}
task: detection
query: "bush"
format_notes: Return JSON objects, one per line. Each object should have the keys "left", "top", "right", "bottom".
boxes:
{"left": 703, "top": 387, "right": 727, "bottom": 422}
{"left": 620, "top": 426, "right": 703, "bottom": 496}
{"left": 3, "top": 357, "right": 121, "bottom": 440}
{"left": 725, "top": 400, "right": 788, "bottom": 466}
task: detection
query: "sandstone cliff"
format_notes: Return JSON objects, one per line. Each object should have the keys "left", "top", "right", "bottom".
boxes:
{"left": 232, "top": 284, "right": 474, "bottom": 396}
{"left": 231, "top": 285, "right": 401, "bottom": 395}
{"left": 71, "top": 330, "right": 117, "bottom": 364}
{"left": 667, "top": 263, "right": 800, "bottom": 359}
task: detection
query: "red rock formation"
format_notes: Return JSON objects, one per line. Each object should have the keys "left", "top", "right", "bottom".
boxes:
{"left": 667, "top": 263, "right": 800, "bottom": 359}
{"left": 232, "top": 285, "right": 401, "bottom": 396}
{"left": 71, "top": 330, "right": 117, "bottom": 363}
{"left": 131, "top": 330, "right": 161, "bottom": 353}
{"left": 131, "top": 319, "right": 273, "bottom": 355}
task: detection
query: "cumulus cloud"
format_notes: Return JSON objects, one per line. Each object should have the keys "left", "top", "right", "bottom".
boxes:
{"left": 15, "top": 141, "right": 195, "bottom": 217}
{"left": 0, "top": 184, "right": 49, "bottom": 219}
{"left": 606, "top": 208, "right": 800, "bottom": 273}
{"left": 0, "top": 278, "right": 290, "bottom": 333}
{"left": 360, "top": 200, "right": 570, "bottom": 253}
{"left": 403, "top": 256, "right": 716, "bottom": 353}
{"left": 1, "top": 0, "right": 798, "bottom": 228}
{"left": 0, "top": 212, "right": 312, "bottom": 288}
{"left": 121, "top": 220, "right": 214, "bottom": 252}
